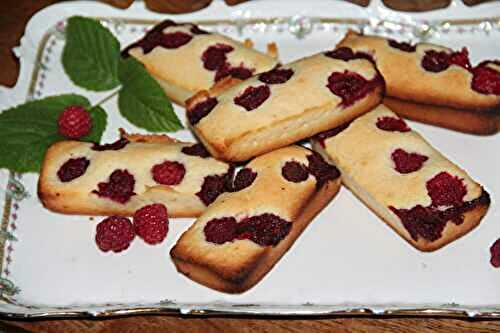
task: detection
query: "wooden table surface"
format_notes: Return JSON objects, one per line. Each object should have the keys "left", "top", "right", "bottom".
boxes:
{"left": 0, "top": 0, "right": 499, "bottom": 332}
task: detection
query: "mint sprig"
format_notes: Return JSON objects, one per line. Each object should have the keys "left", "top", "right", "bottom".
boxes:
{"left": 118, "top": 58, "right": 183, "bottom": 132}
{"left": 62, "top": 17, "right": 121, "bottom": 91}
{"left": 62, "top": 16, "right": 183, "bottom": 132}
{"left": 0, "top": 95, "right": 107, "bottom": 173}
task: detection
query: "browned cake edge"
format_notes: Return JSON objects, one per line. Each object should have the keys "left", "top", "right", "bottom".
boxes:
{"left": 170, "top": 177, "right": 342, "bottom": 293}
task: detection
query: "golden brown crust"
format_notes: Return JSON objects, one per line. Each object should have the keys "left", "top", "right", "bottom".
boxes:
{"left": 383, "top": 97, "right": 499, "bottom": 135}
{"left": 170, "top": 146, "right": 342, "bottom": 293}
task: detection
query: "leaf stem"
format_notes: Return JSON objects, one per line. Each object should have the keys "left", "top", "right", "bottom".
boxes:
{"left": 92, "top": 88, "right": 121, "bottom": 108}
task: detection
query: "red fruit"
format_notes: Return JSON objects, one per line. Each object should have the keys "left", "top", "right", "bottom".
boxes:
{"left": 472, "top": 61, "right": 500, "bottom": 95}
{"left": 448, "top": 48, "right": 471, "bottom": 70}
{"left": 232, "top": 168, "right": 257, "bottom": 192}
{"left": 187, "top": 97, "right": 218, "bottom": 125}
{"left": 376, "top": 116, "right": 411, "bottom": 132}
{"left": 122, "top": 20, "right": 179, "bottom": 56}
{"left": 181, "top": 143, "right": 211, "bottom": 158}
{"left": 93, "top": 169, "right": 136, "bottom": 204}
{"left": 57, "top": 157, "right": 90, "bottom": 182}
{"left": 387, "top": 39, "right": 416, "bottom": 52}
{"left": 421, "top": 50, "right": 450, "bottom": 72}
{"left": 490, "top": 238, "right": 500, "bottom": 268}
{"left": 204, "top": 217, "right": 238, "bottom": 244}
{"left": 426, "top": 172, "right": 467, "bottom": 207}
{"left": 307, "top": 152, "right": 341, "bottom": 188}
{"left": 190, "top": 24, "right": 209, "bottom": 35}
{"left": 161, "top": 32, "right": 192, "bottom": 49}
{"left": 215, "top": 63, "right": 254, "bottom": 82}
{"left": 95, "top": 216, "right": 135, "bottom": 253}
{"left": 151, "top": 160, "right": 185, "bottom": 185}
{"left": 391, "top": 148, "right": 429, "bottom": 174}
{"left": 325, "top": 47, "right": 374, "bottom": 63}
{"left": 196, "top": 170, "right": 233, "bottom": 206}
{"left": 258, "top": 67, "right": 294, "bottom": 84}
{"left": 327, "top": 71, "right": 380, "bottom": 107}
{"left": 58, "top": 105, "right": 92, "bottom": 139}
{"left": 133, "top": 204, "right": 169, "bottom": 245}
{"left": 92, "top": 138, "right": 130, "bottom": 151}
{"left": 237, "top": 213, "right": 292, "bottom": 247}
{"left": 234, "top": 85, "right": 270, "bottom": 111}
{"left": 202, "top": 44, "right": 234, "bottom": 71}
{"left": 282, "top": 161, "right": 309, "bottom": 183}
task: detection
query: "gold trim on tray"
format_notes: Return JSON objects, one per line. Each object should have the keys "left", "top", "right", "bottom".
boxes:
{"left": 3, "top": 15, "right": 500, "bottom": 319}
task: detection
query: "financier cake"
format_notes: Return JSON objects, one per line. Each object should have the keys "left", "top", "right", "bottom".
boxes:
{"left": 186, "top": 49, "right": 384, "bottom": 162}
{"left": 337, "top": 30, "right": 500, "bottom": 134}
{"left": 38, "top": 133, "right": 233, "bottom": 217}
{"left": 311, "top": 104, "right": 490, "bottom": 252}
{"left": 170, "top": 146, "right": 341, "bottom": 293}
{"left": 122, "top": 19, "right": 278, "bottom": 105}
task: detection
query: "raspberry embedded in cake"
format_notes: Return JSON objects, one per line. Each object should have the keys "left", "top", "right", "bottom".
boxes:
{"left": 133, "top": 204, "right": 169, "bottom": 245}
{"left": 197, "top": 168, "right": 234, "bottom": 206}
{"left": 421, "top": 48, "right": 470, "bottom": 73}
{"left": 57, "top": 157, "right": 90, "bottom": 182}
{"left": 234, "top": 85, "right": 271, "bottom": 111}
{"left": 181, "top": 143, "right": 211, "bottom": 158}
{"left": 426, "top": 171, "right": 467, "bottom": 207}
{"left": 324, "top": 47, "right": 374, "bottom": 63}
{"left": 376, "top": 116, "right": 411, "bottom": 132}
{"left": 232, "top": 168, "right": 257, "bottom": 192}
{"left": 189, "top": 24, "right": 209, "bottom": 35}
{"left": 160, "top": 32, "right": 193, "bottom": 49}
{"left": 387, "top": 39, "right": 416, "bottom": 52}
{"left": 326, "top": 70, "right": 380, "bottom": 107}
{"left": 151, "top": 160, "right": 185, "bottom": 185}
{"left": 490, "top": 238, "right": 500, "bottom": 268}
{"left": 391, "top": 148, "right": 429, "bottom": 174}
{"left": 258, "top": 66, "right": 294, "bottom": 84}
{"left": 202, "top": 44, "right": 234, "bottom": 71}
{"left": 306, "top": 152, "right": 340, "bottom": 188}
{"left": 472, "top": 61, "right": 500, "bottom": 95}
{"left": 187, "top": 97, "right": 218, "bottom": 125}
{"left": 282, "top": 161, "right": 309, "bottom": 183}
{"left": 92, "top": 169, "right": 136, "bottom": 204}
{"left": 95, "top": 216, "right": 135, "bottom": 253}
{"left": 204, "top": 217, "right": 238, "bottom": 244}
{"left": 92, "top": 138, "right": 130, "bottom": 151}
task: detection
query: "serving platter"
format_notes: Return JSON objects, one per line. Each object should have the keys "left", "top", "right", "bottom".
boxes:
{"left": 0, "top": 0, "right": 499, "bottom": 318}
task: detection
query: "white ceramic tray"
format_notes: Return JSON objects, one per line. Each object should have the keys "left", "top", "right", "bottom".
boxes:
{"left": 0, "top": 0, "right": 499, "bottom": 318}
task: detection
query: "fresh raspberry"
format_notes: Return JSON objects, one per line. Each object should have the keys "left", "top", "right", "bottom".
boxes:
{"left": 325, "top": 47, "right": 374, "bottom": 62}
{"left": 133, "top": 204, "right": 169, "bottom": 245}
{"left": 187, "top": 97, "right": 218, "bottom": 125}
{"left": 204, "top": 217, "right": 238, "bottom": 244}
{"left": 237, "top": 213, "right": 292, "bottom": 247}
{"left": 388, "top": 39, "right": 416, "bottom": 52}
{"left": 93, "top": 169, "right": 136, "bottom": 203}
{"left": 307, "top": 152, "right": 340, "bottom": 188}
{"left": 391, "top": 149, "right": 429, "bottom": 174}
{"left": 426, "top": 172, "right": 467, "bottom": 207}
{"left": 376, "top": 116, "right": 411, "bottom": 132}
{"left": 234, "top": 85, "right": 270, "bottom": 111}
{"left": 202, "top": 44, "right": 234, "bottom": 71}
{"left": 57, "top": 157, "right": 90, "bottom": 182}
{"left": 282, "top": 161, "right": 309, "bottom": 183}
{"left": 258, "top": 66, "right": 294, "bottom": 84}
{"left": 472, "top": 61, "right": 500, "bottom": 95}
{"left": 181, "top": 143, "right": 211, "bottom": 158}
{"left": 92, "top": 138, "right": 130, "bottom": 151}
{"left": 95, "top": 216, "right": 135, "bottom": 253}
{"left": 58, "top": 105, "right": 92, "bottom": 139}
{"left": 232, "top": 168, "right": 257, "bottom": 191}
{"left": 490, "top": 238, "right": 500, "bottom": 268}
{"left": 151, "top": 161, "right": 185, "bottom": 185}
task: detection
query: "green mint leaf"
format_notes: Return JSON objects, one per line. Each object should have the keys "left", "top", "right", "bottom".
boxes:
{"left": 62, "top": 16, "right": 121, "bottom": 91}
{"left": 0, "top": 94, "right": 107, "bottom": 173}
{"left": 118, "top": 57, "right": 183, "bottom": 132}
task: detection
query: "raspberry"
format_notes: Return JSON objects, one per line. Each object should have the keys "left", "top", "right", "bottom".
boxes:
{"left": 181, "top": 143, "right": 211, "bottom": 158}
{"left": 307, "top": 152, "right": 340, "bottom": 188}
{"left": 376, "top": 116, "right": 411, "bottom": 132}
{"left": 215, "top": 63, "right": 254, "bottom": 82}
{"left": 197, "top": 168, "right": 234, "bottom": 206}
{"left": 325, "top": 47, "right": 374, "bottom": 63}
{"left": 282, "top": 161, "right": 309, "bottom": 183}
{"left": 92, "top": 138, "right": 130, "bottom": 151}
{"left": 93, "top": 169, "right": 136, "bottom": 203}
{"left": 421, "top": 50, "right": 450, "bottom": 72}
{"left": 202, "top": 44, "right": 234, "bottom": 71}
{"left": 232, "top": 168, "right": 257, "bottom": 191}
{"left": 58, "top": 105, "right": 92, "bottom": 139}
{"left": 258, "top": 67, "right": 294, "bottom": 84}
{"left": 190, "top": 24, "right": 209, "bottom": 35}
{"left": 204, "top": 217, "right": 238, "bottom": 244}
{"left": 151, "top": 161, "right": 185, "bottom": 185}
{"left": 160, "top": 32, "right": 192, "bottom": 49}
{"left": 95, "top": 216, "right": 135, "bottom": 253}
{"left": 388, "top": 39, "right": 416, "bottom": 52}
{"left": 391, "top": 149, "right": 429, "bottom": 174}
{"left": 234, "top": 85, "right": 270, "bottom": 111}
{"left": 449, "top": 48, "right": 471, "bottom": 70}
{"left": 490, "top": 238, "right": 500, "bottom": 268}
{"left": 187, "top": 97, "right": 218, "bottom": 125}
{"left": 426, "top": 172, "right": 467, "bottom": 208}
{"left": 326, "top": 71, "right": 381, "bottom": 107}
{"left": 237, "top": 213, "right": 292, "bottom": 247}
{"left": 57, "top": 157, "right": 90, "bottom": 182}
{"left": 472, "top": 61, "right": 500, "bottom": 95}
{"left": 133, "top": 204, "right": 169, "bottom": 245}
